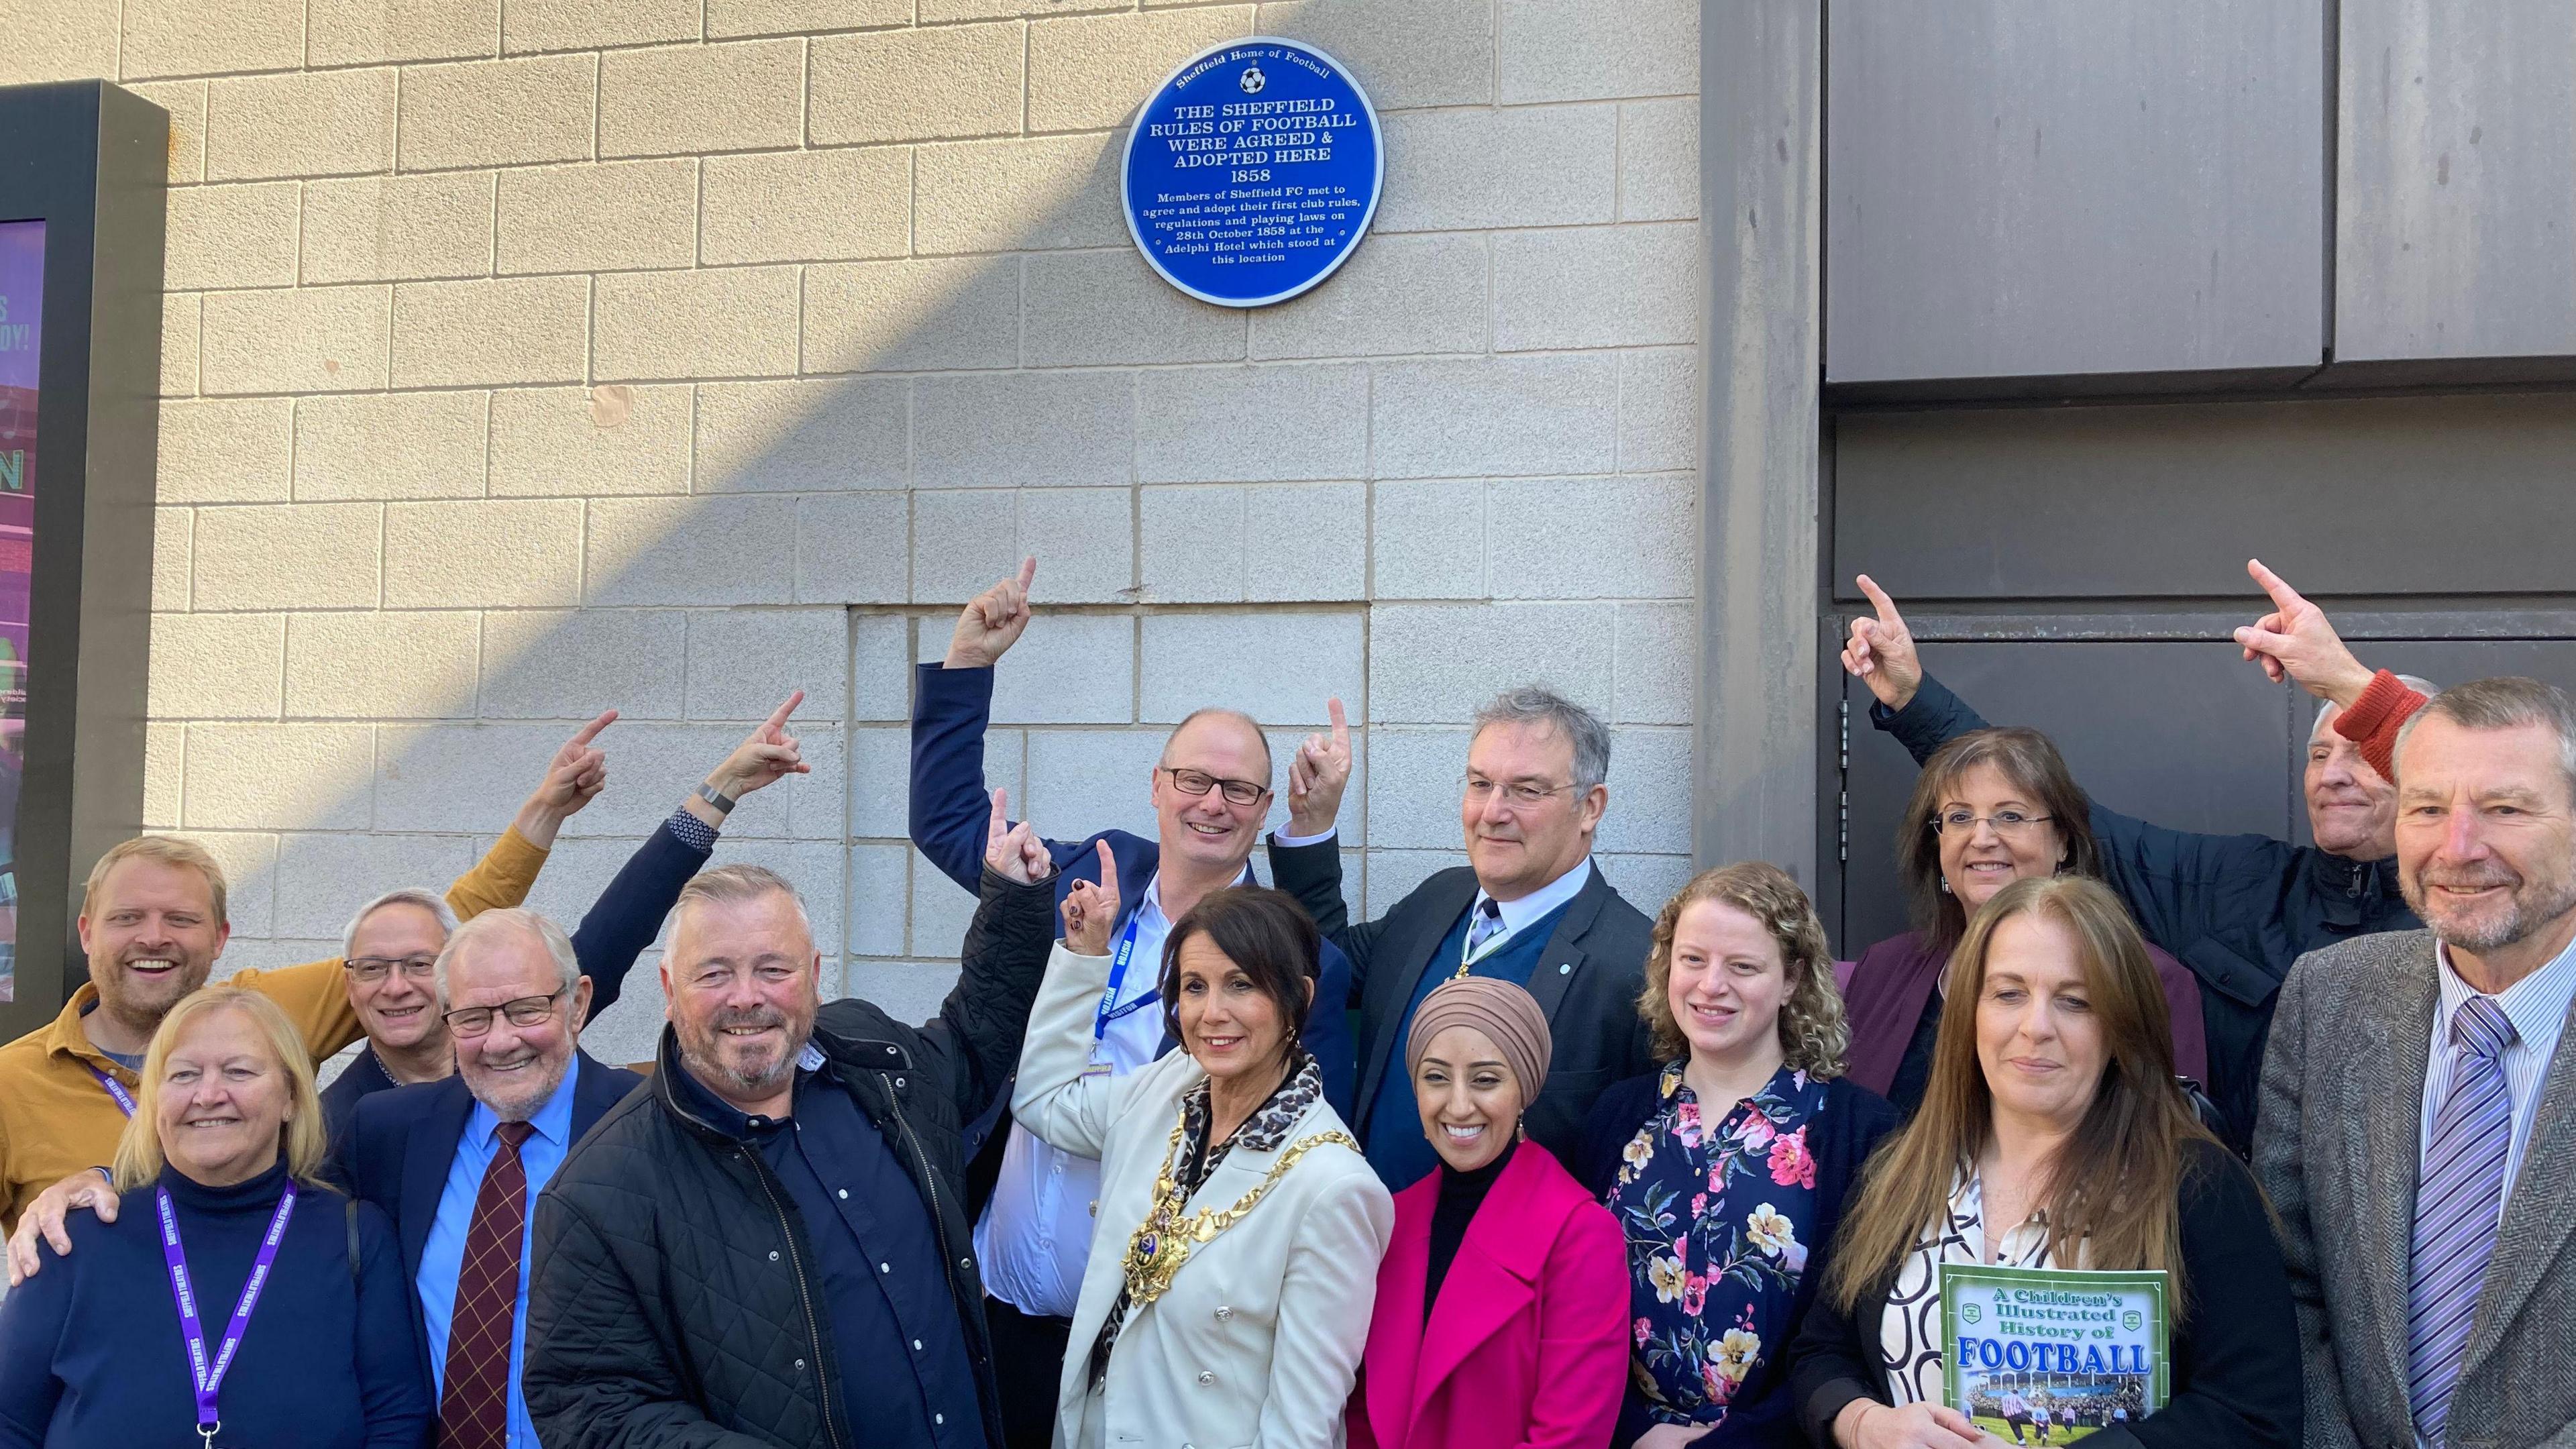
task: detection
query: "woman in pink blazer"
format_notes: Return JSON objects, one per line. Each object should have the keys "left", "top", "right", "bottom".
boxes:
{"left": 1348, "top": 977, "right": 1629, "bottom": 1449}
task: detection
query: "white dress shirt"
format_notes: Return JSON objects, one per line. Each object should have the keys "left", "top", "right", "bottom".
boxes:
{"left": 1465, "top": 855, "right": 1597, "bottom": 964}
{"left": 2420, "top": 929, "right": 2576, "bottom": 1197}
{"left": 974, "top": 878, "right": 1179, "bottom": 1319}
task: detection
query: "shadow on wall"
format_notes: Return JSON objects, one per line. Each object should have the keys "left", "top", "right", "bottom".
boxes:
{"left": 205, "top": 121, "right": 1386, "bottom": 1071}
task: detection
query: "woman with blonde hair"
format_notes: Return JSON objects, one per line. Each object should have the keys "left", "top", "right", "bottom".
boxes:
{"left": 0, "top": 987, "right": 429, "bottom": 1447}
{"left": 1788, "top": 876, "right": 2297, "bottom": 1449}
{"left": 1576, "top": 863, "right": 1900, "bottom": 1448}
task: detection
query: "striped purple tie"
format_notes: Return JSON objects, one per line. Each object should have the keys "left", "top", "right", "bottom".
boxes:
{"left": 2406, "top": 994, "right": 2518, "bottom": 1446}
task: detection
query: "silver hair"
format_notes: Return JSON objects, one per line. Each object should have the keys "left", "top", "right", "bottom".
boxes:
{"left": 2394, "top": 676, "right": 2576, "bottom": 802}
{"left": 1472, "top": 685, "right": 1611, "bottom": 792}
{"left": 674, "top": 862, "right": 814, "bottom": 941}
{"left": 2312, "top": 674, "right": 2439, "bottom": 731}
{"left": 341, "top": 887, "right": 460, "bottom": 961}
{"left": 433, "top": 908, "right": 580, "bottom": 1010}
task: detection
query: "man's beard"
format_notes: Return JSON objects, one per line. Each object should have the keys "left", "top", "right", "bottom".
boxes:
{"left": 678, "top": 1004, "right": 813, "bottom": 1099}
{"left": 93, "top": 952, "right": 214, "bottom": 1036}
{"left": 2406, "top": 860, "right": 2576, "bottom": 954}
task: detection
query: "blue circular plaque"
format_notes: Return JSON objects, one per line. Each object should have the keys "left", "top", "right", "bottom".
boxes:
{"left": 1122, "top": 37, "right": 1384, "bottom": 308}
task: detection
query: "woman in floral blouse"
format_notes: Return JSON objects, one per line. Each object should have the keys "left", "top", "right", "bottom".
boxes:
{"left": 1577, "top": 862, "right": 1899, "bottom": 1448}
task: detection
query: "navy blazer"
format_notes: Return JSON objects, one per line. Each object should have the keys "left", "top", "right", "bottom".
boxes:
{"left": 1269, "top": 833, "right": 1657, "bottom": 1169}
{"left": 908, "top": 661, "right": 1357, "bottom": 1120}
{"left": 321, "top": 816, "right": 711, "bottom": 1158}
{"left": 343, "top": 1051, "right": 645, "bottom": 1291}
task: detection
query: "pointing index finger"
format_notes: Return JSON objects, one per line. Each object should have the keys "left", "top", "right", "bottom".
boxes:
{"left": 1856, "top": 574, "right": 1904, "bottom": 629}
{"left": 1326, "top": 696, "right": 1348, "bottom": 749}
{"left": 568, "top": 708, "right": 619, "bottom": 748}
{"left": 1016, "top": 556, "right": 1036, "bottom": 594}
{"left": 762, "top": 690, "right": 805, "bottom": 733}
{"left": 2245, "top": 557, "right": 2308, "bottom": 616}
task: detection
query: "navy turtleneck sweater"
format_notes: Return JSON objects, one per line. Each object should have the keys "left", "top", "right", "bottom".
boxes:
{"left": 0, "top": 1157, "right": 429, "bottom": 1449}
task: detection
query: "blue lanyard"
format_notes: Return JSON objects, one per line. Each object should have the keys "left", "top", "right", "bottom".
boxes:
{"left": 1093, "top": 912, "right": 1160, "bottom": 1043}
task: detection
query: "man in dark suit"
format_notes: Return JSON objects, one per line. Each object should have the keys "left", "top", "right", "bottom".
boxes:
{"left": 1269, "top": 683, "right": 1657, "bottom": 1190}
{"left": 909, "top": 558, "right": 1358, "bottom": 1449}
{"left": 345, "top": 908, "right": 645, "bottom": 1449}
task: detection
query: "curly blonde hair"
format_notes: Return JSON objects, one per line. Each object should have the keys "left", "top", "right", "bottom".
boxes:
{"left": 1637, "top": 861, "right": 1849, "bottom": 1077}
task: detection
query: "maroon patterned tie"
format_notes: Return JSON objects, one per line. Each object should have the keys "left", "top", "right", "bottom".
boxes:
{"left": 439, "top": 1119, "right": 537, "bottom": 1449}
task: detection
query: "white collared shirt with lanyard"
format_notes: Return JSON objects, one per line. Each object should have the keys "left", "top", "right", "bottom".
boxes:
{"left": 973, "top": 862, "right": 1254, "bottom": 1320}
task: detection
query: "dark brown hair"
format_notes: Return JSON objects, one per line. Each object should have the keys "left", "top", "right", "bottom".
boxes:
{"left": 1637, "top": 861, "right": 1849, "bottom": 1076}
{"left": 1159, "top": 885, "right": 1320, "bottom": 1051}
{"left": 1898, "top": 727, "right": 2100, "bottom": 950}
{"left": 1825, "top": 876, "right": 2217, "bottom": 1315}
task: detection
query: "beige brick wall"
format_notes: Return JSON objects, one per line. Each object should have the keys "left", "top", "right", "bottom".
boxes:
{"left": 6, "top": 0, "right": 1703, "bottom": 1060}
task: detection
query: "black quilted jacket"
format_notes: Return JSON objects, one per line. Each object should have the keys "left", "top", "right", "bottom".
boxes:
{"left": 522, "top": 867, "right": 1056, "bottom": 1449}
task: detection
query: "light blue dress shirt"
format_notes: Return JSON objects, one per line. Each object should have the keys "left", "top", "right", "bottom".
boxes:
{"left": 417, "top": 1055, "right": 581, "bottom": 1449}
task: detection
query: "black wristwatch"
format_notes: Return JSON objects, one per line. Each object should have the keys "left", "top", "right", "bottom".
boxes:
{"left": 696, "top": 781, "right": 738, "bottom": 816}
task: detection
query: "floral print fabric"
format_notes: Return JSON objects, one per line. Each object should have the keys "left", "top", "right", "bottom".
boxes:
{"left": 1606, "top": 1060, "right": 1829, "bottom": 1428}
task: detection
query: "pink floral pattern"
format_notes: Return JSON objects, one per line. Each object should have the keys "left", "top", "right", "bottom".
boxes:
{"left": 1606, "top": 1061, "right": 1827, "bottom": 1432}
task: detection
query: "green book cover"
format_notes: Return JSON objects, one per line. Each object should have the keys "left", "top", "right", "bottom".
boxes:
{"left": 1938, "top": 1263, "right": 2169, "bottom": 1442}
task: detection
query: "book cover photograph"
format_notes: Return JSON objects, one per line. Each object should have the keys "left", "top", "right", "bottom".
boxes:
{"left": 1939, "top": 1263, "right": 2169, "bottom": 1442}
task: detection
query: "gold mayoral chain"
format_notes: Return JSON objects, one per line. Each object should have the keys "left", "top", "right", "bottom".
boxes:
{"left": 1120, "top": 1110, "right": 1357, "bottom": 1309}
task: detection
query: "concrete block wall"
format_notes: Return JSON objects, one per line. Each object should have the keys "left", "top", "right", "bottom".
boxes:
{"left": 13, "top": 0, "right": 1702, "bottom": 1065}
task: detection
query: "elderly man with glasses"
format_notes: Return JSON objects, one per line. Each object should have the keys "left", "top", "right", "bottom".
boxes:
{"left": 1265, "top": 683, "right": 1658, "bottom": 1191}
{"left": 909, "top": 559, "right": 1356, "bottom": 1449}
{"left": 313, "top": 695, "right": 812, "bottom": 1153}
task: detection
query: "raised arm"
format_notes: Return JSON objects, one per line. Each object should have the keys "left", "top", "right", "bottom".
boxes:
{"left": 1012, "top": 841, "right": 1130, "bottom": 1159}
{"left": 445, "top": 710, "right": 619, "bottom": 922}
{"left": 924, "top": 791, "right": 1063, "bottom": 1129}
{"left": 2232, "top": 558, "right": 2427, "bottom": 783}
{"left": 912, "top": 558, "right": 1063, "bottom": 893}
{"left": 578, "top": 693, "right": 810, "bottom": 1019}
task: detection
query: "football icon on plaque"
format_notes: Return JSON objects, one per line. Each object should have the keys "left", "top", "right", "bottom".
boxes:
{"left": 1122, "top": 37, "right": 1384, "bottom": 308}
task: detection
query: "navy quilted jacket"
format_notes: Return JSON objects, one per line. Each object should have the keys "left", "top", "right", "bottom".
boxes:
{"left": 522, "top": 868, "right": 1056, "bottom": 1449}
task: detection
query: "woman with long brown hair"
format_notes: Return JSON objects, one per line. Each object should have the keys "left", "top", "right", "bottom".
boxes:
{"left": 1788, "top": 877, "right": 2296, "bottom": 1449}
{"left": 1841, "top": 727, "right": 2206, "bottom": 1122}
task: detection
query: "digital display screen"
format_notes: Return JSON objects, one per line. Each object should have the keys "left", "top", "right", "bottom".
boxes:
{"left": 0, "top": 220, "right": 38, "bottom": 1003}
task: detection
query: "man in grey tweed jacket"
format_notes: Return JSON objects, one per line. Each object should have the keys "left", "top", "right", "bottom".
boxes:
{"left": 2258, "top": 678, "right": 2576, "bottom": 1449}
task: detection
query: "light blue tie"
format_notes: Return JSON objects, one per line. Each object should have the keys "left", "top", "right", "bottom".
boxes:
{"left": 1462, "top": 898, "right": 1505, "bottom": 965}
{"left": 2406, "top": 994, "right": 2518, "bottom": 1446}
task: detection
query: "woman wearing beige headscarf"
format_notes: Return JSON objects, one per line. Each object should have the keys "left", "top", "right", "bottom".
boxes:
{"left": 1346, "top": 977, "right": 1627, "bottom": 1449}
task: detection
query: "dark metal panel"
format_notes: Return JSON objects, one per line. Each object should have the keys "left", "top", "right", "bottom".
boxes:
{"left": 1838, "top": 641, "right": 2297, "bottom": 954}
{"left": 1825, "top": 0, "right": 2327, "bottom": 386}
{"left": 2338, "top": 1, "right": 2576, "bottom": 362}
{"left": 1832, "top": 394, "right": 2576, "bottom": 602}
{"left": 0, "top": 81, "right": 164, "bottom": 1038}
{"left": 1696, "top": 0, "right": 1823, "bottom": 882}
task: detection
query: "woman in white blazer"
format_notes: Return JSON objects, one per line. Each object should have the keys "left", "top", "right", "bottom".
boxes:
{"left": 1014, "top": 843, "right": 1394, "bottom": 1449}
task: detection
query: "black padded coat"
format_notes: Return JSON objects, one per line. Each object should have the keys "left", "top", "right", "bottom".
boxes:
{"left": 521, "top": 867, "right": 1055, "bottom": 1449}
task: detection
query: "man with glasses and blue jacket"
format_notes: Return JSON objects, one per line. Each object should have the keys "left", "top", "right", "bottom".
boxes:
{"left": 908, "top": 558, "right": 1354, "bottom": 1449}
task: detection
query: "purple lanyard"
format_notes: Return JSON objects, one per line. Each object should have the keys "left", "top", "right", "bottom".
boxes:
{"left": 156, "top": 1181, "right": 298, "bottom": 1449}
{"left": 87, "top": 1063, "right": 138, "bottom": 1118}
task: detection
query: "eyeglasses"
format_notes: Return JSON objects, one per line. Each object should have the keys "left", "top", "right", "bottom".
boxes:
{"left": 1163, "top": 767, "right": 1269, "bottom": 807}
{"left": 441, "top": 989, "right": 565, "bottom": 1038}
{"left": 345, "top": 955, "right": 437, "bottom": 985}
{"left": 1931, "top": 810, "right": 2057, "bottom": 837}
{"left": 1463, "top": 775, "right": 1578, "bottom": 809}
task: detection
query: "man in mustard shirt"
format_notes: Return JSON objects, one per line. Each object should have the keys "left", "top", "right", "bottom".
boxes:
{"left": 0, "top": 717, "right": 610, "bottom": 1232}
